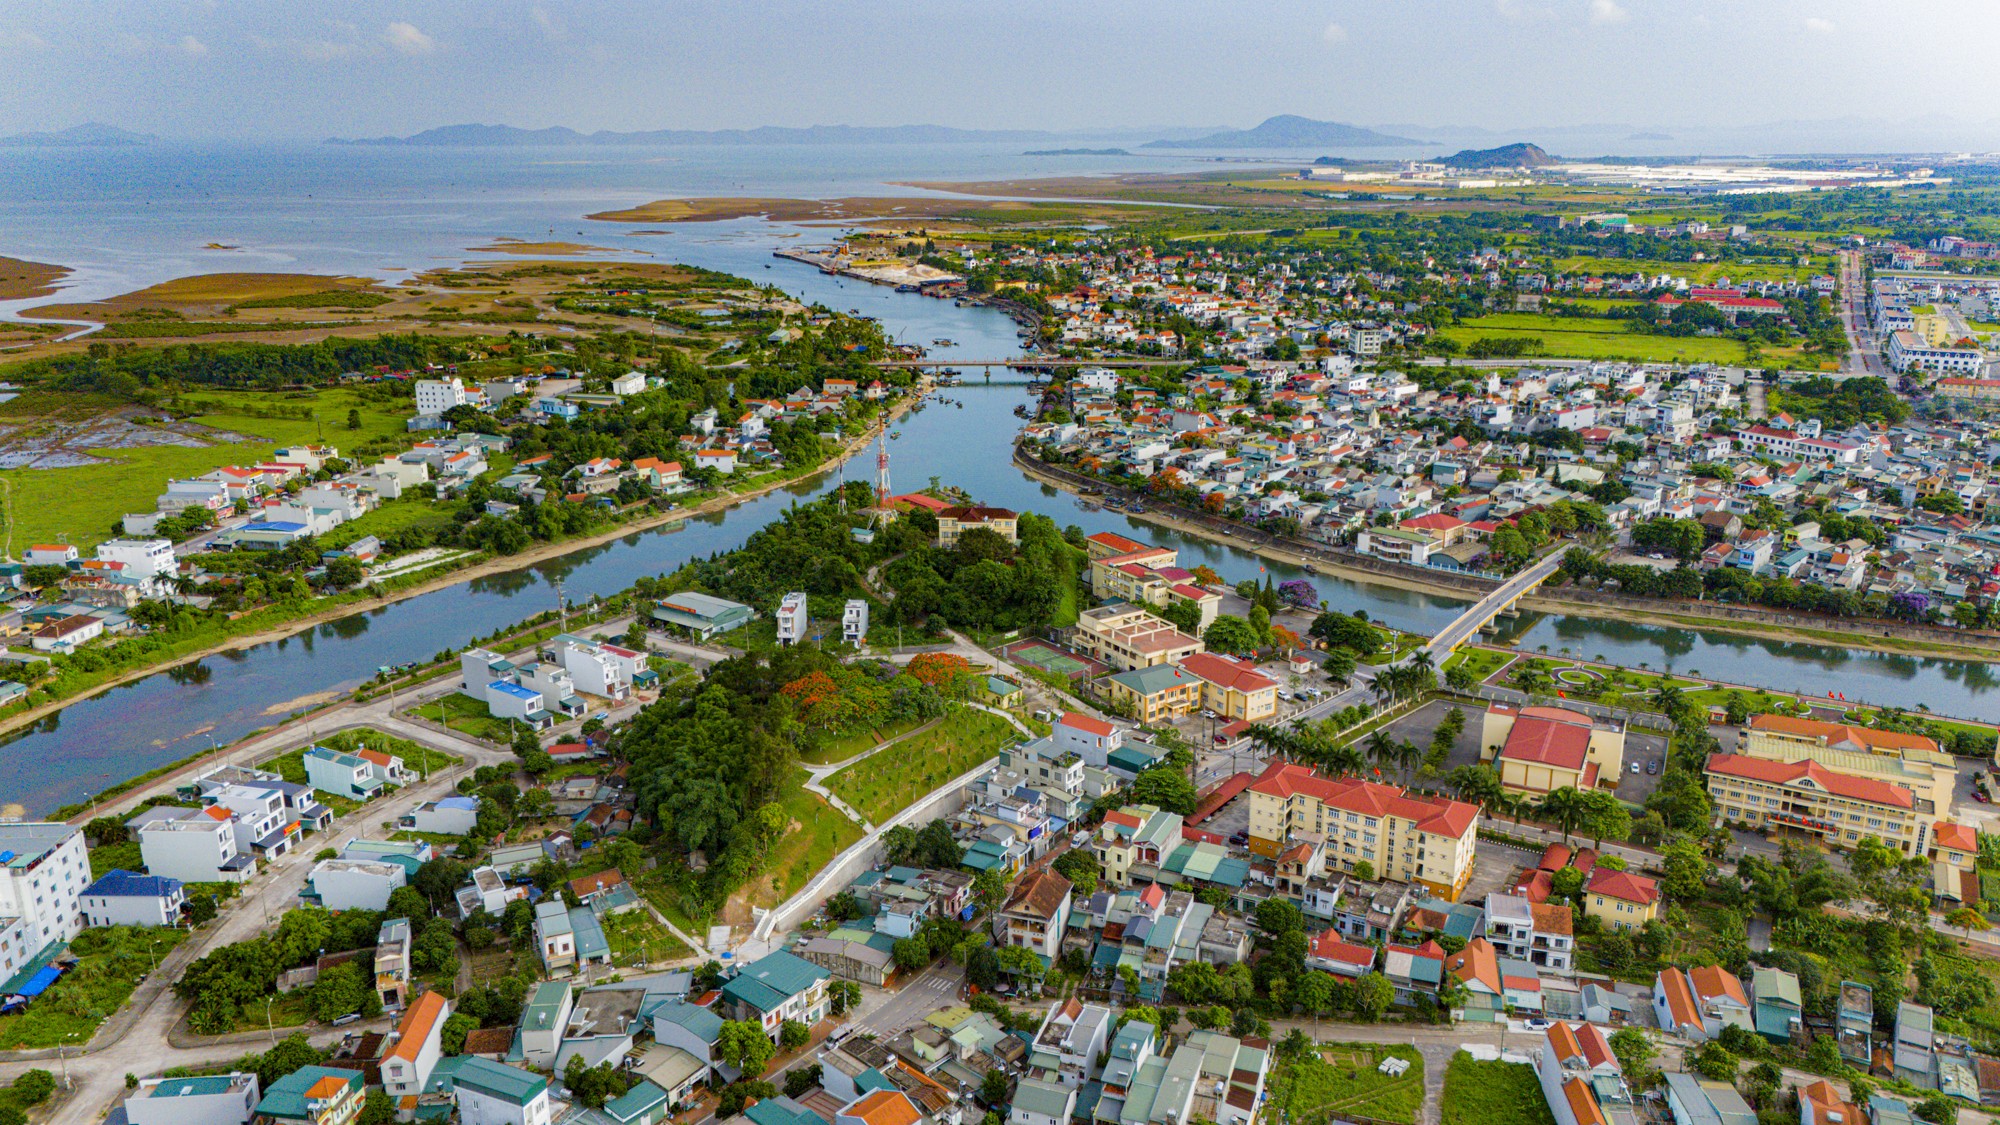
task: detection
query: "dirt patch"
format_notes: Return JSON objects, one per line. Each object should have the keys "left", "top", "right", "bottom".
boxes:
{"left": 588, "top": 195, "right": 1157, "bottom": 225}
{"left": 0, "top": 255, "right": 70, "bottom": 300}
{"left": 261, "top": 689, "right": 344, "bottom": 717}
{"left": 466, "top": 238, "right": 635, "bottom": 256}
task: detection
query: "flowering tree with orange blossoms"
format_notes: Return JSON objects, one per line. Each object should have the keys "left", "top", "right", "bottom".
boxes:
{"left": 780, "top": 670, "right": 857, "bottom": 730}
{"left": 905, "top": 653, "right": 972, "bottom": 688}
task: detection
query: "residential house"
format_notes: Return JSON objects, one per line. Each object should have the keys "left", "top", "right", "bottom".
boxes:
{"left": 422, "top": 1056, "right": 552, "bottom": 1125}
{"left": 1582, "top": 869, "right": 1658, "bottom": 933}
{"left": 382, "top": 992, "right": 449, "bottom": 1098}
{"left": 719, "top": 950, "right": 832, "bottom": 1040}
{"left": 126, "top": 1074, "right": 260, "bottom": 1125}
{"left": 995, "top": 869, "right": 1073, "bottom": 963}
{"left": 80, "top": 869, "right": 185, "bottom": 928}
{"left": 255, "top": 1068, "right": 365, "bottom": 1125}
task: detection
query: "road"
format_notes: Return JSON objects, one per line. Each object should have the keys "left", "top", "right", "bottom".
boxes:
{"left": 1836, "top": 249, "right": 1885, "bottom": 378}
{"left": 849, "top": 961, "right": 966, "bottom": 1038}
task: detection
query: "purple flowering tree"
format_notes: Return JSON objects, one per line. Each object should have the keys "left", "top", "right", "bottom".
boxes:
{"left": 1278, "top": 579, "right": 1318, "bottom": 607}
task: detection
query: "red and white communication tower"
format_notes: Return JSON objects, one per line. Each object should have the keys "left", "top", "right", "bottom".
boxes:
{"left": 873, "top": 432, "right": 892, "bottom": 519}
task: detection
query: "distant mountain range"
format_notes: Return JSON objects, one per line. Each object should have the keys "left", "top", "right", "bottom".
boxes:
{"left": 1440, "top": 142, "right": 1557, "bottom": 168}
{"left": 0, "top": 123, "right": 155, "bottom": 147}
{"left": 1141, "top": 115, "right": 1421, "bottom": 150}
{"left": 1024, "top": 148, "right": 1131, "bottom": 156}
{"left": 329, "top": 123, "right": 1077, "bottom": 146}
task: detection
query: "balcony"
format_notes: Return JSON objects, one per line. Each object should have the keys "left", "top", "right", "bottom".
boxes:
{"left": 1769, "top": 810, "right": 1837, "bottom": 833}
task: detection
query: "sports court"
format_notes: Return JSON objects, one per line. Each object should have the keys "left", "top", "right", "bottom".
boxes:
{"left": 999, "top": 637, "right": 1109, "bottom": 681}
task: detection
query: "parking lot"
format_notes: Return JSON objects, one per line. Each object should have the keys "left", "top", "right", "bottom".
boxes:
{"left": 1370, "top": 699, "right": 1670, "bottom": 805}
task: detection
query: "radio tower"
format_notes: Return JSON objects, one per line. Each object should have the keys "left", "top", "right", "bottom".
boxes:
{"left": 872, "top": 432, "right": 892, "bottom": 525}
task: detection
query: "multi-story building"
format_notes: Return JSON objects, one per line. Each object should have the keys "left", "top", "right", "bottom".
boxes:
{"left": 255, "top": 1067, "right": 364, "bottom": 1125}
{"left": 127, "top": 1074, "right": 260, "bottom": 1125}
{"left": 842, "top": 599, "right": 868, "bottom": 645}
{"left": 719, "top": 951, "right": 832, "bottom": 1041}
{"left": 935, "top": 506, "right": 1019, "bottom": 547}
{"left": 1100, "top": 664, "right": 1204, "bottom": 723}
{"left": 1070, "top": 604, "right": 1202, "bottom": 673}
{"left": 424, "top": 1057, "right": 551, "bottom": 1125}
{"left": 80, "top": 870, "right": 185, "bottom": 928}
{"left": 1094, "top": 804, "right": 1185, "bottom": 887}
{"left": 1582, "top": 869, "right": 1658, "bottom": 933}
{"left": 1176, "top": 653, "right": 1278, "bottom": 722}
{"left": 1483, "top": 893, "right": 1574, "bottom": 975}
{"left": 995, "top": 869, "right": 1073, "bottom": 961}
{"left": 1536, "top": 1022, "right": 1633, "bottom": 1125}
{"left": 1706, "top": 753, "right": 1934, "bottom": 854}
{"left": 775, "top": 592, "right": 809, "bottom": 645}
{"left": 1482, "top": 704, "right": 1625, "bottom": 796}
{"left": 129, "top": 807, "right": 255, "bottom": 885}
{"left": 0, "top": 823, "right": 88, "bottom": 987}
{"left": 376, "top": 918, "right": 412, "bottom": 1009}
{"left": 414, "top": 378, "right": 472, "bottom": 417}
{"left": 1030, "top": 998, "right": 1112, "bottom": 1084}
{"left": 1246, "top": 762, "right": 1480, "bottom": 900}
{"left": 382, "top": 991, "right": 449, "bottom": 1098}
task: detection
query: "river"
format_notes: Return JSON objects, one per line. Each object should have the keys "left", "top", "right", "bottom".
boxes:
{"left": 0, "top": 146, "right": 1994, "bottom": 814}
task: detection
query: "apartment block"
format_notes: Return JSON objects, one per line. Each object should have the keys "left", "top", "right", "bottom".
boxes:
{"left": 1246, "top": 762, "right": 1479, "bottom": 900}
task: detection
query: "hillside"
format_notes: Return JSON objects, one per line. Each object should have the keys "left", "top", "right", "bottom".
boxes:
{"left": 0, "top": 123, "right": 155, "bottom": 147}
{"left": 1439, "top": 142, "right": 1556, "bottom": 168}
{"left": 1143, "top": 115, "right": 1419, "bottom": 150}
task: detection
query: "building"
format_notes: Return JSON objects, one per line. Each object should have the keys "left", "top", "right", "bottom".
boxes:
{"left": 1886, "top": 331, "right": 1982, "bottom": 375}
{"left": 1582, "top": 869, "right": 1658, "bottom": 933}
{"left": 376, "top": 917, "right": 412, "bottom": 1009}
{"left": 1483, "top": 705, "right": 1625, "bottom": 794}
{"left": 1662, "top": 1073, "right": 1756, "bottom": 1125}
{"left": 0, "top": 823, "right": 89, "bottom": 982}
{"left": 1894, "top": 1002, "right": 1935, "bottom": 1089}
{"left": 1484, "top": 893, "right": 1574, "bottom": 975}
{"left": 423, "top": 1056, "right": 552, "bottom": 1125}
{"left": 518, "top": 981, "right": 573, "bottom": 1069}
{"left": 255, "top": 1067, "right": 364, "bottom": 1125}
{"left": 305, "top": 859, "right": 407, "bottom": 911}
{"left": 1800, "top": 1081, "right": 1860, "bottom": 1125}
{"left": 1688, "top": 964, "right": 1752, "bottom": 1040}
{"left": 303, "top": 746, "right": 386, "bottom": 802}
{"left": 32, "top": 614, "right": 104, "bottom": 653}
{"left": 1751, "top": 966, "right": 1802, "bottom": 1043}
{"left": 842, "top": 599, "right": 869, "bottom": 645}
{"left": 1100, "top": 664, "right": 1203, "bottom": 724}
{"left": 382, "top": 991, "right": 449, "bottom": 1098}
{"left": 96, "top": 538, "right": 177, "bottom": 579}
{"left": 936, "top": 506, "right": 1019, "bottom": 547}
{"left": 1246, "top": 762, "right": 1480, "bottom": 900}
{"left": 776, "top": 592, "right": 809, "bottom": 645}
{"left": 1030, "top": 999, "right": 1113, "bottom": 1084}
{"left": 130, "top": 807, "right": 254, "bottom": 885}
{"left": 651, "top": 592, "right": 756, "bottom": 640}
{"left": 1653, "top": 967, "right": 1702, "bottom": 1039}
{"left": 414, "top": 378, "right": 473, "bottom": 416}
{"left": 1537, "top": 1022, "right": 1631, "bottom": 1125}
{"left": 1011, "top": 1079, "right": 1078, "bottom": 1125}
{"left": 127, "top": 1074, "right": 261, "bottom": 1125}
{"left": 719, "top": 950, "right": 831, "bottom": 1040}
{"left": 1705, "top": 753, "right": 1932, "bottom": 855}
{"left": 402, "top": 796, "right": 480, "bottom": 836}
{"left": 995, "top": 869, "right": 1073, "bottom": 962}
{"left": 1176, "top": 653, "right": 1279, "bottom": 722}
{"left": 1071, "top": 604, "right": 1203, "bottom": 673}
{"left": 80, "top": 869, "right": 184, "bottom": 928}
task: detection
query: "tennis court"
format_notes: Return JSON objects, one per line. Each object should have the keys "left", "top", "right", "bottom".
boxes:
{"left": 1000, "top": 638, "right": 1108, "bottom": 681}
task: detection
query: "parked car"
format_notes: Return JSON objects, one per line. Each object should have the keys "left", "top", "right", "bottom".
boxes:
{"left": 1629, "top": 762, "right": 1641, "bottom": 774}
{"left": 1645, "top": 761, "right": 1659, "bottom": 775}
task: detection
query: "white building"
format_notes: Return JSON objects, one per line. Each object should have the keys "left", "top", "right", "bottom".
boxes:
{"left": 775, "top": 592, "right": 809, "bottom": 645}
{"left": 0, "top": 824, "right": 89, "bottom": 983}
{"left": 415, "top": 378, "right": 472, "bottom": 417}
{"left": 129, "top": 808, "right": 254, "bottom": 885}
{"left": 842, "top": 599, "right": 868, "bottom": 645}
{"left": 558, "top": 642, "right": 628, "bottom": 701}
{"left": 609, "top": 371, "right": 646, "bottom": 396}
{"left": 96, "top": 538, "right": 177, "bottom": 579}
{"left": 383, "top": 992, "right": 450, "bottom": 1098}
{"left": 125, "top": 1073, "right": 261, "bottom": 1125}
{"left": 305, "top": 859, "right": 407, "bottom": 911}
{"left": 428, "top": 1057, "right": 551, "bottom": 1125}
{"left": 81, "top": 870, "right": 186, "bottom": 928}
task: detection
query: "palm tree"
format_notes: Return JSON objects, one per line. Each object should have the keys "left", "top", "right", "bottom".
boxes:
{"left": 1364, "top": 729, "right": 1395, "bottom": 776}
{"left": 1394, "top": 739, "right": 1423, "bottom": 785}
{"left": 1535, "top": 787, "right": 1588, "bottom": 844}
{"left": 1448, "top": 765, "right": 1506, "bottom": 812}
{"left": 1247, "top": 724, "right": 1300, "bottom": 763}
{"left": 1324, "top": 742, "right": 1366, "bottom": 777}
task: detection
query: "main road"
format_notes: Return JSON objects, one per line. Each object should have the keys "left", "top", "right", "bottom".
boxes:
{"left": 1836, "top": 249, "right": 1885, "bottom": 378}
{"left": 1419, "top": 550, "right": 1566, "bottom": 663}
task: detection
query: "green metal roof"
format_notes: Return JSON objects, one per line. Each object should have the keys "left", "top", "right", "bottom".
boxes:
{"left": 256, "top": 1067, "right": 361, "bottom": 1121}
{"left": 721, "top": 951, "right": 828, "bottom": 1014}
{"left": 744, "top": 1097, "right": 823, "bottom": 1125}
{"left": 1106, "top": 664, "right": 1197, "bottom": 696}
{"left": 427, "top": 1056, "right": 548, "bottom": 1106}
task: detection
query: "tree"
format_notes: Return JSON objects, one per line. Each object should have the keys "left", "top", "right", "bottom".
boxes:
{"left": 1293, "top": 971, "right": 1335, "bottom": 1025}
{"left": 1661, "top": 835, "right": 1712, "bottom": 900}
{"left": 1130, "top": 767, "right": 1199, "bottom": 816}
{"left": 1255, "top": 898, "right": 1305, "bottom": 938}
{"left": 309, "top": 962, "right": 373, "bottom": 1023}
{"left": 828, "top": 980, "right": 862, "bottom": 1016}
{"left": 9, "top": 1071, "right": 54, "bottom": 1107}
{"left": 1052, "top": 849, "right": 1100, "bottom": 896}
{"left": 251, "top": 1034, "right": 327, "bottom": 1089}
{"left": 1352, "top": 860, "right": 1376, "bottom": 882}
{"left": 1596, "top": 932, "right": 1634, "bottom": 972}
{"left": 966, "top": 945, "right": 1001, "bottom": 990}
{"left": 1945, "top": 907, "right": 1991, "bottom": 938}
{"left": 1608, "top": 1027, "right": 1655, "bottom": 1077}
{"left": 1325, "top": 649, "right": 1357, "bottom": 685}
{"left": 1350, "top": 972, "right": 1394, "bottom": 1021}
{"left": 980, "top": 1070, "right": 1010, "bottom": 1108}
{"left": 780, "top": 1020, "right": 810, "bottom": 1050}
{"left": 386, "top": 886, "right": 430, "bottom": 922}
{"left": 893, "top": 938, "right": 932, "bottom": 973}
{"left": 359, "top": 1091, "right": 395, "bottom": 1125}
{"left": 1915, "top": 1096, "right": 1958, "bottom": 1125}
{"left": 995, "top": 945, "right": 1047, "bottom": 993}
{"left": 441, "top": 1012, "right": 478, "bottom": 1055}
{"left": 1535, "top": 787, "right": 1589, "bottom": 844}
{"left": 1689, "top": 1041, "right": 1738, "bottom": 1082}
{"left": 717, "top": 1020, "right": 777, "bottom": 1077}
{"left": 785, "top": 1065, "right": 823, "bottom": 1099}
{"left": 1203, "top": 616, "right": 1262, "bottom": 655}
{"left": 347, "top": 408, "right": 363, "bottom": 430}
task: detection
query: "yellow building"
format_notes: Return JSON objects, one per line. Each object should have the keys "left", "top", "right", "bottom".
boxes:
{"left": 1071, "top": 604, "right": 1203, "bottom": 672}
{"left": 1100, "top": 664, "right": 1203, "bottom": 723}
{"left": 935, "top": 506, "right": 1018, "bottom": 547}
{"left": 1246, "top": 761, "right": 1480, "bottom": 900}
{"left": 1706, "top": 752, "right": 1934, "bottom": 854}
{"left": 1179, "top": 652, "right": 1279, "bottom": 722}
{"left": 1734, "top": 714, "right": 1955, "bottom": 824}
{"left": 1482, "top": 704, "right": 1625, "bottom": 795}
{"left": 1582, "top": 868, "right": 1659, "bottom": 932}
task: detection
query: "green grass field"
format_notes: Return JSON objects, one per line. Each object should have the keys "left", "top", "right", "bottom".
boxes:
{"left": 319, "top": 498, "right": 462, "bottom": 551}
{"left": 1270, "top": 1043, "right": 1425, "bottom": 1125}
{"left": 801, "top": 715, "right": 934, "bottom": 767}
{"left": 824, "top": 707, "right": 1018, "bottom": 824}
{"left": 0, "top": 925, "right": 190, "bottom": 1049}
{"left": 0, "top": 387, "right": 414, "bottom": 551}
{"left": 411, "top": 693, "right": 517, "bottom": 744}
{"left": 1443, "top": 647, "right": 1513, "bottom": 684}
{"left": 1555, "top": 254, "right": 1830, "bottom": 285}
{"left": 1440, "top": 1053, "right": 1556, "bottom": 1125}
{"left": 601, "top": 908, "right": 691, "bottom": 967}
{"left": 1438, "top": 313, "right": 1776, "bottom": 366}
{"left": 754, "top": 770, "right": 866, "bottom": 910}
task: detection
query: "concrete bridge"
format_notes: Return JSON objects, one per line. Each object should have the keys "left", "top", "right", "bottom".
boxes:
{"left": 870, "top": 356, "right": 1190, "bottom": 369}
{"left": 1419, "top": 550, "right": 1567, "bottom": 662}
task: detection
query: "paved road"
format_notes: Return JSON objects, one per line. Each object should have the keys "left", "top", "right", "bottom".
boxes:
{"left": 851, "top": 961, "right": 966, "bottom": 1038}
{"left": 1836, "top": 249, "right": 1885, "bottom": 378}
{"left": 1420, "top": 551, "right": 1565, "bottom": 663}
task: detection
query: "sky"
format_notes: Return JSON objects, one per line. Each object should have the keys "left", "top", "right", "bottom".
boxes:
{"left": 2, "top": 0, "right": 1997, "bottom": 143}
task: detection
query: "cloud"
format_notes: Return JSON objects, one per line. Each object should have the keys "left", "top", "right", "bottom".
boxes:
{"left": 1322, "top": 21, "right": 1348, "bottom": 44}
{"left": 0, "top": 28, "right": 47, "bottom": 50}
{"left": 1588, "top": 0, "right": 1629, "bottom": 24}
{"left": 176, "top": 35, "right": 209, "bottom": 57}
{"left": 383, "top": 21, "right": 434, "bottom": 55}
{"left": 114, "top": 32, "right": 209, "bottom": 57}
{"left": 1805, "top": 16, "right": 1836, "bottom": 34}
{"left": 532, "top": 5, "right": 566, "bottom": 39}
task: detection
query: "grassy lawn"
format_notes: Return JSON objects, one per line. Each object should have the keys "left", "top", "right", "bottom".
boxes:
{"left": 738, "top": 771, "right": 866, "bottom": 912}
{"left": 1270, "top": 1043, "right": 1425, "bottom": 1125}
{"left": 1437, "top": 314, "right": 1778, "bottom": 367}
{"left": 88, "top": 841, "right": 145, "bottom": 879}
{"left": 1440, "top": 1053, "right": 1556, "bottom": 1125}
{"left": 260, "top": 728, "right": 460, "bottom": 814}
{"left": 229, "top": 989, "right": 314, "bottom": 1035}
{"left": 802, "top": 716, "right": 934, "bottom": 767}
{"left": 0, "top": 388, "right": 414, "bottom": 551}
{"left": 1554, "top": 254, "right": 1830, "bottom": 285}
{"left": 824, "top": 708, "right": 1018, "bottom": 825}
{"left": 320, "top": 499, "right": 462, "bottom": 551}
{"left": 602, "top": 908, "right": 692, "bottom": 967}
{"left": 0, "top": 925, "right": 190, "bottom": 1049}
{"left": 1443, "top": 647, "right": 1512, "bottom": 684}
{"left": 411, "top": 693, "right": 518, "bottom": 744}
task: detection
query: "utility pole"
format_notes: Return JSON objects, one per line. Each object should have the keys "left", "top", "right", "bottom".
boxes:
{"left": 555, "top": 576, "right": 567, "bottom": 634}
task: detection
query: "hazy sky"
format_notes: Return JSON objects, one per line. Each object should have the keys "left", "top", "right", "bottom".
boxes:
{"left": 1, "top": 0, "right": 1994, "bottom": 140}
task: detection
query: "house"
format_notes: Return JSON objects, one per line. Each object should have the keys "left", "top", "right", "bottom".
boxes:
{"left": 776, "top": 592, "right": 809, "bottom": 645}
{"left": 995, "top": 869, "right": 1073, "bottom": 962}
{"left": 304, "top": 858, "right": 406, "bottom": 911}
{"left": 130, "top": 805, "right": 254, "bottom": 885}
{"left": 1176, "top": 652, "right": 1279, "bottom": 722}
{"left": 842, "top": 599, "right": 869, "bottom": 645}
{"left": 303, "top": 746, "right": 386, "bottom": 802}
{"left": 568, "top": 868, "right": 636, "bottom": 912}
{"left": 1663, "top": 1073, "right": 1756, "bottom": 1125}
{"left": 1800, "top": 1081, "right": 1859, "bottom": 1125}
{"left": 402, "top": 796, "right": 480, "bottom": 836}
{"left": 255, "top": 1067, "right": 365, "bottom": 1125}
{"left": 423, "top": 1056, "right": 552, "bottom": 1125}
{"left": 126, "top": 1073, "right": 260, "bottom": 1125}
{"left": 1101, "top": 664, "right": 1204, "bottom": 723}
{"left": 1582, "top": 869, "right": 1658, "bottom": 933}
{"left": 1752, "top": 966, "right": 1802, "bottom": 1043}
{"left": 1483, "top": 704, "right": 1625, "bottom": 794}
{"left": 744, "top": 1098, "right": 826, "bottom": 1125}
{"left": 382, "top": 991, "right": 449, "bottom": 1098}
{"left": 1688, "top": 965, "right": 1752, "bottom": 1040}
{"left": 1305, "top": 931, "right": 1377, "bottom": 977}
{"left": 80, "top": 869, "right": 185, "bottom": 928}
{"left": 518, "top": 981, "right": 574, "bottom": 1069}
{"left": 935, "top": 506, "right": 1019, "bottom": 547}
{"left": 1537, "top": 1022, "right": 1630, "bottom": 1125}
{"left": 1030, "top": 999, "right": 1113, "bottom": 1084}
{"left": 1011, "top": 1079, "right": 1078, "bottom": 1125}
{"left": 1652, "top": 967, "right": 1703, "bottom": 1039}
{"left": 556, "top": 986, "right": 648, "bottom": 1072}
{"left": 837, "top": 1089, "right": 924, "bottom": 1125}
{"left": 32, "top": 614, "right": 104, "bottom": 652}
{"left": 376, "top": 917, "right": 412, "bottom": 1009}
{"left": 720, "top": 950, "right": 832, "bottom": 1039}
{"left": 1894, "top": 1002, "right": 1935, "bottom": 1089}
{"left": 651, "top": 592, "right": 756, "bottom": 640}
{"left": 1444, "top": 937, "right": 1506, "bottom": 1022}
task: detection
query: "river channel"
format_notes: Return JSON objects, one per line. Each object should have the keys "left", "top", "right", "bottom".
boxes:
{"left": 4, "top": 239, "right": 1996, "bottom": 816}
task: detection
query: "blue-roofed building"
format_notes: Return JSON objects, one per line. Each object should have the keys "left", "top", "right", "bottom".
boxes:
{"left": 484, "top": 680, "right": 552, "bottom": 727}
{"left": 80, "top": 870, "right": 185, "bottom": 928}
{"left": 721, "top": 951, "right": 831, "bottom": 1039}
{"left": 256, "top": 1067, "right": 364, "bottom": 1125}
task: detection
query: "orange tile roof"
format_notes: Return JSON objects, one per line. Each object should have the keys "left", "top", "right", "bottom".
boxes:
{"left": 1934, "top": 821, "right": 1979, "bottom": 853}
{"left": 847, "top": 1090, "right": 922, "bottom": 1125}
{"left": 1587, "top": 868, "right": 1658, "bottom": 906}
{"left": 1574, "top": 1022, "right": 1616, "bottom": 1069}
{"left": 1060, "top": 712, "right": 1115, "bottom": 737}
{"left": 1500, "top": 714, "right": 1592, "bottom": 770}
{"left": 1003, "top": 869, "right": 1073, "bottom": 921}
{"left": 1689, "top": 965, "right": 1748, "bottom": 1007}
{"left": 1445, "top": 936, "right": 1501, "bottom": 994}
{"left": 1531, "top": 902, "right": 1574, "bottom": 937}
{"left": 1563, "top": 1078, "right": 1608, "bottom": 1125}
{"left": 386, "top": 991, "right": 447, "bottom": 1063}
{"left": 1656, "top": 968, "right": 1700, "bottom": 1030}
{"left": 1748, "top": 713, "right": 1941, "bottom": 755}
{"left": 307, "top": 1076, "right": 351, "bottom": 1100}
{"left": 357, "top": 749, "right": 393, "bottom": 767}
{"left": 1308, "top": 931, "right": 1377, "bottom": 968}
{"left": 1706, "top": 753, "right": 1914, "bottom": 809}
{"left": 1546, "top": 1022, "right": 1583, "bottom": 1061}
{"left": 1250, "top": 762, "right": 1478, "bottom": 838}
{"left": 1179, "top": 652, "right": 1277, "bottom": 695}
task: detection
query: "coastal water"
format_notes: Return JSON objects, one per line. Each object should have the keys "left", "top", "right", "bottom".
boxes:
{"left": 0, "top": 143, "right": 1992, "bottom": 814}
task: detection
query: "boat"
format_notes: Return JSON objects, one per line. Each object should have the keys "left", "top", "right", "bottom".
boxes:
{"left": 1129, "top": 504, "right": 1146, "bottom": 514}
{"left": 890, "top": 431, "right": 902, "bottom": 440}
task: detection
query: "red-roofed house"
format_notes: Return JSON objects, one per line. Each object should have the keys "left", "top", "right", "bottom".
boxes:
{"left": 1583, "top": 868, "right": 1659, "bottom": 933}
{"left": 1305, "top": 931, "right": 1378, "bottom": 977}
{"left": 1246, "top": 761, "right": 1480, "bottom": 899}
{"left": 1929, "top": 821, "right": 1982, "bottom": 905}
{"left": 1483, "top": 704, "right": 1625, "bottom": 795}
{"left": 1177, "top": 652, "right": 1279, "bottom": 721}
{"left": 1652, "top": 965, "right": 1702, "bottom": 1037}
